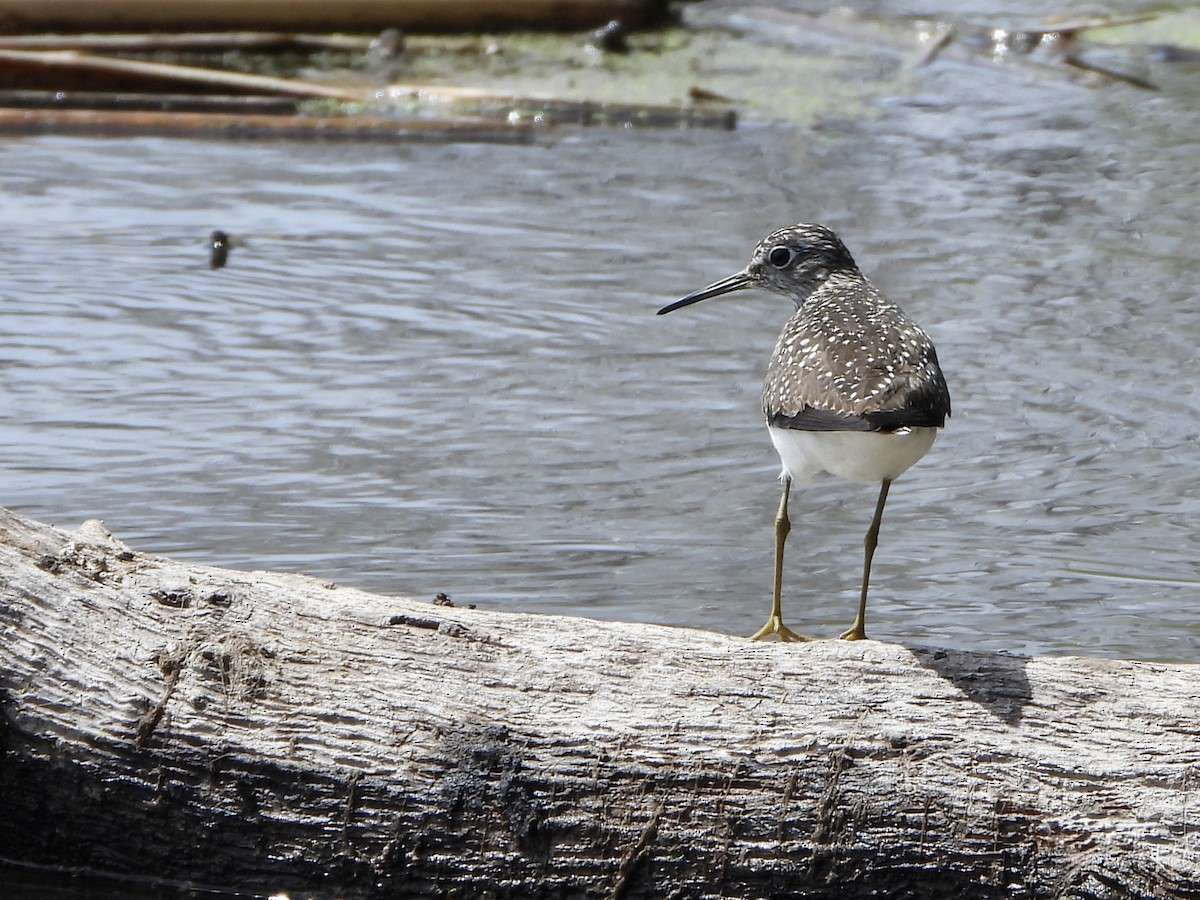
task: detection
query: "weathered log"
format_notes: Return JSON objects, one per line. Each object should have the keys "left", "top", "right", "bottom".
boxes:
{"left": 0, "top": 32, "right": 378, "bottom": 53}
{"left": 0, "top": 106, "right": 535, "bottom": 142}
{"left": 0, "top": 0, "right": 665, "bottom": 32}
{"left": 1, "top": 507, "right": 1198, "bottom": 898}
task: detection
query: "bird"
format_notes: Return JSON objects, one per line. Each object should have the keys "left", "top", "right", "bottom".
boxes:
{"left": 657, "top": 223, "right": 950, "bottom": 642}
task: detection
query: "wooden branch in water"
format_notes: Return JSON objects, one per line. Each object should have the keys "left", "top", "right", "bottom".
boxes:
{"left": 0, "top": 32, "right": 378, "bottom": 53}
{"left": 0, "top": 89, "right": 301, "bottom": 114}
{"left": 0, "top": 51, "right": 737, "bottom": 131}
{"left": 379, "top": 82, "right": 738, "bottom": 129}
{"left": 0, "top": 0, "right": 667, "bottom": 32}
{"left": 1, "top": 507, "right": 1198, "bottom": 897}
{"left": 0, "top": 97, "right": 731, "bottom": 136}
{"left": 374, "top": 80, "right": 734, "bottom": 128}
{"left": 0, "top": 106, "right": 534, "bottom": 142}
{"left": 0, "top": 48, "right": 364, "bottom": 100}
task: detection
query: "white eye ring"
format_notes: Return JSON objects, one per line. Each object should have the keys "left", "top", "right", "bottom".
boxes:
{"left": 767, "top": 245, "right": 795, "bottom": 268}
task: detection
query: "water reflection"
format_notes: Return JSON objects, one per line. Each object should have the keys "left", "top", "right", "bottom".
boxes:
{"left": 1, "top": 55, "right": 1197, "bottom": 662}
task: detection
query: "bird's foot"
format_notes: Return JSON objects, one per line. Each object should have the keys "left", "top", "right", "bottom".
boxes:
{"left": 839, "top": 621, "right": 868, "bottom": 641}
{"left": 748, "top": 615, "right": 811, "bottom": 643}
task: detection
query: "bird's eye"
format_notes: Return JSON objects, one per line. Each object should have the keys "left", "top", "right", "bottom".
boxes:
{"left": 768, "top": 246, "right": 795, "bottom": 268}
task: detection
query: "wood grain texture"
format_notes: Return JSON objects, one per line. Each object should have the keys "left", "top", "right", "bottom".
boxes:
{"left": 1, "top": 507, "right": 1197, "bottom": 898}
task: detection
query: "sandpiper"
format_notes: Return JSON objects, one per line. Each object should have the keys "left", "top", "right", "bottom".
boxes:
{"left": 658, "top": 223, "right": 950, "bottom": 641}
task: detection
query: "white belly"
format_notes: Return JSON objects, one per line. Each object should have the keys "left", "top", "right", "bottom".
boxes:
{"left": 768, "top": 425, "right": 937, "bottom": 485}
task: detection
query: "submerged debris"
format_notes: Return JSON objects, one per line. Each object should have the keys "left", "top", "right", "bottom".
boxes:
{"left": 0, "top": 28, "right": 738, "bottom": 138}
{"left": 209, "top": 229, "right": 231, "bottom": 269}
{"left": 703, "top": 7, "right": 1164, "bottom": 90}
{"left": 588, "top": 19, "right": 630, "bottom": 55}
{"left": 0, "top": 7, "right": 1174, "bottom": 142}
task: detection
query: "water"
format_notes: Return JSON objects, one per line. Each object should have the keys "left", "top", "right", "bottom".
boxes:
{"left": 1, "top": 39, "right": 1198, "bottom": 666}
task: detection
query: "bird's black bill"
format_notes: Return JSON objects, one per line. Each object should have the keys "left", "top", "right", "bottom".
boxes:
{"left": 657, "top": 271, "right": 753, "bottom": 315}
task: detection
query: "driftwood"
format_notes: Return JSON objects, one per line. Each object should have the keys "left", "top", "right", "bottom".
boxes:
{"left": 0, "top": 0, "right": 665, "bottom": 32}
{"left": 0, "top": 106, "right": 535, "bottom": 142}
{"left": 1, "top": 506, "right": 1198, "bottom": 898}
{"left": 378, "top": 83, "right": 737, "bottom": 129}
{"left": 0, "top": 32, "right": 379, "bottom": 53}
{"left": 0, "top": 98, "right": 732, "bottom": 137}
{"left": 0, "top": 48, "right": 364, "bottom": 100}
{"left": 0, "top": 48, "right": 737, "bottom": 133}
{"left": 0, "top": 89, "right": 302, "bottom": 113}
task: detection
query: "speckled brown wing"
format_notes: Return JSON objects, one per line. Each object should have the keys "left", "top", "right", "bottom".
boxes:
{"left": 761, "top": 274, "right": 950, "bottom": 434}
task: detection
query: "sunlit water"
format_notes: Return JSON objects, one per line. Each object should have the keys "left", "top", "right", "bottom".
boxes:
{"left": 1, "top": 45, "right": 1198, "bottom": 667}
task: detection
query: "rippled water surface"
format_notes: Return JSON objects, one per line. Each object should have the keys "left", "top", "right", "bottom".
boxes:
{"left": 2, "top": 40, "right": 1198, "bottom": 664}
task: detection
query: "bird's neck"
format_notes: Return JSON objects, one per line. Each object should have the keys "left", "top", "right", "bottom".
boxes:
{"left": 790, "top": 268, "right": 871, "bottom": 311}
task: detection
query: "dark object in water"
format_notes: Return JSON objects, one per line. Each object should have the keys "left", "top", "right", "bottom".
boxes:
{"left": 590, "top": 19, "right": 629, "bottom": 54}
{"left": 1151, "top": 44, "right": 1200, "bottom": 64}
{"left": 209, "top": 230, "right": 230, "bottom": 269}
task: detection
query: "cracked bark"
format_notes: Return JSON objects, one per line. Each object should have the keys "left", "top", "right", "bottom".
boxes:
{"left": 1, "top": 507, "right": 1198, "bottom": 899}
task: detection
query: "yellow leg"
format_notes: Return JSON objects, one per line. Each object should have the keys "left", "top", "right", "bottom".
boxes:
{"left": 841, "top": 478, "right": 891, "bottom": 641}
{"left": 749, "top": 477, "right": 810, "bottom": 642}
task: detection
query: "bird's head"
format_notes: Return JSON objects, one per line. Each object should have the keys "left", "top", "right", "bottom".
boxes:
{"left": 658, "top": 223, "right": 860, "bottom": 315}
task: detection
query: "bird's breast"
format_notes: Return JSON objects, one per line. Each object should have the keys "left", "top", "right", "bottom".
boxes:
{"left": 767, "top": 425, "right": 938, "bottom": 485}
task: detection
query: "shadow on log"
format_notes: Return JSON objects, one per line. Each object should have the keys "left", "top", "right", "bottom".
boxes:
{"left": 1, "top": 507, "right": 1198, "bottom": 898}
